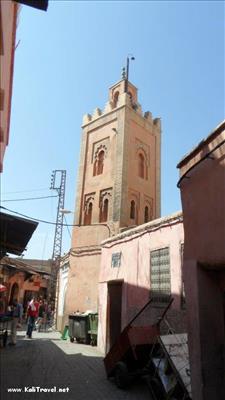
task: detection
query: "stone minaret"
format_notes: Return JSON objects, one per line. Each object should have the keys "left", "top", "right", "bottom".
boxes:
{"left": 64, "top": 77, "right": 161, "bottom": 316}
{"left": 74, "top": 78, "right": 161, "bottom": 233}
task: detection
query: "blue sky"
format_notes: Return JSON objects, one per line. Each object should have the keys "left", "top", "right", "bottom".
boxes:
{"left": 1, "top": 0, "right": 224, "bottom": 259}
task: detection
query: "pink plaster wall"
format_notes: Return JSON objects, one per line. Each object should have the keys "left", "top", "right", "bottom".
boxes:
{"left": 179, "top": 124, "right": 225, "bottom": 264}
{"left": 178, "top": 122, "right": 225, "bottom": 400}
{"left": 98, "top": 213, "right": 184, "bottom": 353}
{"left": 0, "top": 0, "right": 18, "bottom": 172}
{"left": 64, "top": 252, "right": 101, "bottom": 315}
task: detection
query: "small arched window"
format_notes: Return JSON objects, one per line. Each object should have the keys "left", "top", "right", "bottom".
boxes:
{"left": 84, "top": 202, "right": 93, "bottom": 225}
{"left": 100, "top": 199, "right": 108, "bottom": 222}
{"left": 130, "top": 200, "right": 136, "bottom": 219}
{"left": 128, "top": 91, "right": 133, "bottom": 102}
{"left": 97, "top": 150, "right": 104, "bottom": 175}
{"left": 93, "top": 159, "right": 97, "bottom": 176}
{"left": 144, "top": 206, "right": 149, "bottom": 223}
{"left": 93, "top": 150, "right": 105, "bottom": 176}
{"left": 113, "top": 91, "right": 119, "bottom": 107}
{"left": 138, "top": 153, "right": 145, "bottom": 178}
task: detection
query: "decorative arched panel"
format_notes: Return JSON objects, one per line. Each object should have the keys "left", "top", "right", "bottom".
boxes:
{"left": 99, "top": 188, "right": 112, "bottom": 222}
{"left": 83, "top": 193, "right": 95, "bottom": 225}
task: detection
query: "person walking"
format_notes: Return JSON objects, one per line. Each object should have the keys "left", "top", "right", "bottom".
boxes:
{"left": 26, "top": 298, "right": 39, "bottom": 338}
{"left": 9, "top": 298, "right": 23, "bottom": 345}
{"left": 35, "top": 299, "right": 45, "bottom": 332}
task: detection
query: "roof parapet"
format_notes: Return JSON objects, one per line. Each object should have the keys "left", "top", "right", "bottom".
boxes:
{"left": 82, "top": 92, "right": 160, "bottom": 127}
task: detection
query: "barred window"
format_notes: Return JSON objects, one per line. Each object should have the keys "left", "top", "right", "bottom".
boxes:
{"left": 150, "top": 247, "right": 171, "bottom": 303}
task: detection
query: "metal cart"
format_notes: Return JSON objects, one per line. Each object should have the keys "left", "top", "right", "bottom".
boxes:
{"left": 104, "top": 299, "right": 173, "bottom": 389}
{"left": 148, "top": 333, "right": 191, "bottom": 399}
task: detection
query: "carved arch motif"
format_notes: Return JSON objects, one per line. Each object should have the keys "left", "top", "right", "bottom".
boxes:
{"left": 84, "top": 193, "right": 95, "bottom": 225}
{"left": 99, "top": 188, "right": 112, "bottom": 222}
{"left": 128, "top": 190, "right": 140, "bottom": 224}
{"left": 136, "top": 147, "right": 149, "bottom": 180}
{"left": 94, "top": 144, "right": 108, "bottom": 160}
{"left": 93, "top": 144, "right": 108, "bottom": 176}
{"left": 144, "top": 197, "right": 153, "bottom": 223}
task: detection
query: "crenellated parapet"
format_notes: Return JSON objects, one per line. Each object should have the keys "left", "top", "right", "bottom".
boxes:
{"left": 82, "top": 81, "right": 160, "bottom": 128}
{"left": 82, "top": 113, "right": 92, "bottom": 125}
{"left": 153, "top": 117, "right": 161, "bottom": 131}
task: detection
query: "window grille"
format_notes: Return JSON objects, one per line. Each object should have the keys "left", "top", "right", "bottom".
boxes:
{"left": 150, "top": 247, "right": 171, "bottom": 303}
{"left": 111, "top": 252, "right": 121, "bottom": 268}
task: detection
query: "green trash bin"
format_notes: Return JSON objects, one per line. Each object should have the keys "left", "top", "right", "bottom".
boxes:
{"left": 88, "top": 313, "right": 98, "bottom": 346}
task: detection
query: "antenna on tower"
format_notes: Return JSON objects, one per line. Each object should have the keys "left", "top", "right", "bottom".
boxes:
{"left": 124, "top": 54, "right": 135, "bottom": 93}
{"left": 49, "top": 169, "right": 66, "bottom": 300}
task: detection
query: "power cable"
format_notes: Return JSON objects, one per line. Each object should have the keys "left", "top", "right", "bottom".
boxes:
{"left": 63, "top": 215, "right": 72, "bottom": 239}
{"left": 1, "top": 195, "right": 59, "bottom": 202}
{"left": 0, "top": 206, "right": 111, "bottom": 234}
{"left": 2, "top": 187, "right": 50, "bottom": 194}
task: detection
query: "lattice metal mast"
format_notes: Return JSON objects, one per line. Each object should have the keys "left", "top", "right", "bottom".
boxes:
{"left": 50, "top": 170, "right": 66, "bottom": 261}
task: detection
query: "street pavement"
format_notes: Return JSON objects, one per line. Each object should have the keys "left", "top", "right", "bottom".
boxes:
{"left": 0, "top": 327, "right": 152, "bottom": 400}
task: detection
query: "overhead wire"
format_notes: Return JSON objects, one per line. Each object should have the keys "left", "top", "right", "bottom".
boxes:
{"left": 2, "top": 187, "right": 51, "bottom": 194}
{"left": 0, "top": 206, "right": 111, "bottom": 234}
{"left": 63, "top": 215, "right": 72, "bottom": 239}
{"left": 1, "top": 195, "right": 59, "bottom": 202}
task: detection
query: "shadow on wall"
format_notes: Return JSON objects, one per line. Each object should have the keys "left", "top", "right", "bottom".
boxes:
{"left": 104, "top": 281, "right": 187, "bottom": 353}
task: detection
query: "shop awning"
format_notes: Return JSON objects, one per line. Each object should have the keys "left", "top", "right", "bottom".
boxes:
{"left": 14, "top": 0, "right": 48, "bottom": 11}
{"left": 0, "top": 212, "right": 38, "bottom": 258}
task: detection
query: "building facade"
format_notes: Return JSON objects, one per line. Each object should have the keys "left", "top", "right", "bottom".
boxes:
{"left": 57, "top": 253, "right": 69, "bottom": 331}
{"left": 64, "top": 77, "right": 161, "bottom": 317}
{"left": 177, "top": 120, "right": 225, "bottom": 400}
{"left": 0, "top": 0, "right": 18, "bottom": 172}
{"left": 98, "top": 211, "right": 185, "bottom": 354}
{"left": 0, "top": 257, "right": 51, "bottom": 313}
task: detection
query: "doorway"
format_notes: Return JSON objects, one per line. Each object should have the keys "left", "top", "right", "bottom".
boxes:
{"left": 107, "top": 281, "right": 123, "bottom": 352}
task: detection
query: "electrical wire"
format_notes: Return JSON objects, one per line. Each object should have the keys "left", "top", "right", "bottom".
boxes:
{"left": 0, "top": 206, "right": 111, "bottom": 234}
{"left": 63, "top": 215, "right": 72, "bottom": 238}
{"left": 2, "top": 187, "right": 50, "bottom": 194}
{"left": 1, "top": 195, "right": 59, "bottom": 202}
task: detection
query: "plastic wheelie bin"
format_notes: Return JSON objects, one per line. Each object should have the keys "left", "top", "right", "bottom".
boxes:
{"left": 68, "top": 314, "right": 90, "bottom": 344}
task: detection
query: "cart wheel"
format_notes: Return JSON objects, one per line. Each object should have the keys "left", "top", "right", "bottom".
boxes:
{"left": 114, "top": 362, "right": 131, "bottom": 389}
{"left": 3, "top": 331, "right": 8, "bottom": 347}
{"left": 70, "top": 337, "right": 74, "bottom": 343}
{"left": 149, "top": 377, "right": 165, "bottom": 399}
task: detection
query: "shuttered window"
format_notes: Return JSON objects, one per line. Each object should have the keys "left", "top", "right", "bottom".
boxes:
{"left": 150, "top": 247, "right": 171, "bottom": 302}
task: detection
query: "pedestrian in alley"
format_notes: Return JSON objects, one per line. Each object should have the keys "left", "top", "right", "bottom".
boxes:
{"left": 35, "top": 299, "right": 45, "bottom": 332}
{"left": 9, "top": 298, "right": 23, "bottom": 346}
{"left": 26, "top": 297, "right": 39, "bottom": 339}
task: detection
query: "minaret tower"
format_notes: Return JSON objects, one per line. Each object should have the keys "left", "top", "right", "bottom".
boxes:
{"left": 64, "top": 73, "right": 161, "bottom": 315}
{"left": 74, "top": 74, "right": 161, "bottom": 233}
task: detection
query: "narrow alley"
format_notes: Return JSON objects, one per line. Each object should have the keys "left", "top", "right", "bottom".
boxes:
{"left": 0, "top": 328, "right": 152, "bottom": 400}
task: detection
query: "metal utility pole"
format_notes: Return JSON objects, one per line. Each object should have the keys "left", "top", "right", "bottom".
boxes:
{"left": 49, "top": 169, "right": 66, "bottom": 300}
{"left": 125, "top": 54, "right": 135, "bottom": 93}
